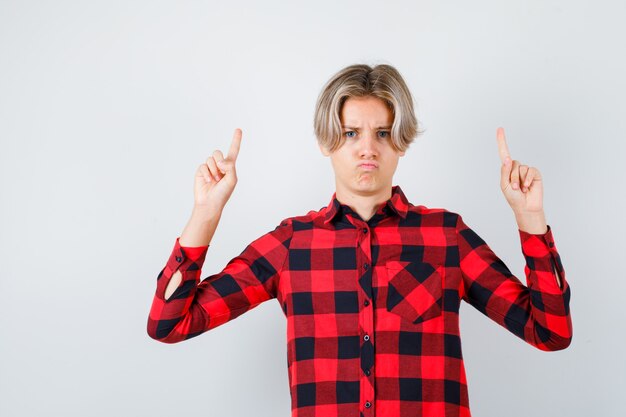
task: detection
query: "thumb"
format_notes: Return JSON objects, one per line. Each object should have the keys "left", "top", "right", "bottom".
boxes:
{"left": 216, "top": 158, "right": 234, "bottom": 174}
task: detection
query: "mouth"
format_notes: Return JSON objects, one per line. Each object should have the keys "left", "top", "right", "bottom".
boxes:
{"left": 359, "top": 163, "right": 378, "bottom": 170}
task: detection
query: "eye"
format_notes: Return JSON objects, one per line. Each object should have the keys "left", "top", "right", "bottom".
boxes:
{"left": 343, "top": 131, "right": 356, "bottom": 138}
{"left": 378, "top": 131, "right": 390, "bottom": 138}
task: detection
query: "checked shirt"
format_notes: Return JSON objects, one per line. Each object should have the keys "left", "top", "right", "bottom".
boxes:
{"left": 147, "top": 185, "right": 572, "bottom": 417}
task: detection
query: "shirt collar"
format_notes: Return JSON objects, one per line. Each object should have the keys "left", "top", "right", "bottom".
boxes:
{"left": 323, "top": 185, "right": 409, "bottom": 225}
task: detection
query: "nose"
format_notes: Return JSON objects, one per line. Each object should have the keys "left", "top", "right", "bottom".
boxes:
{"left": 359, "top": 131, "right": 379, "bottom": 158}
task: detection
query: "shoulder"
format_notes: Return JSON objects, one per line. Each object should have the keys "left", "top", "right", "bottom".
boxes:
{"left": 278, "top": 214, "right": 312, "bottom": 228}
{"left": 406, "top": 203, "right": 462, "bottom": 226}
{"left": 278, "top": 206, "right": 328, "bottom": 228}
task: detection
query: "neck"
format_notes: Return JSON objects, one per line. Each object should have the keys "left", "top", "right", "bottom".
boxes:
{"left": 335, "top": 184, "right": 393, "bottom": 222}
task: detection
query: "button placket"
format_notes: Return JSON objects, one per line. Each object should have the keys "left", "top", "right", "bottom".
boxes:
{"left": 358, "top": 221, "right": 375, "bottom": 413}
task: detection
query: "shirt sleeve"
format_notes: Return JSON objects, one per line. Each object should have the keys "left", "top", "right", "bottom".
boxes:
{"left": 147, "top": 218, "right": 293, "bottom": 344}
{"left": 455, "top": 213, "right": 573, "bottom": 351}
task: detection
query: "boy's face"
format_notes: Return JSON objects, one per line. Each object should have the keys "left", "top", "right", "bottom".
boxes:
{"left": 319, "top": 95, "right": 406, "bottom": 197}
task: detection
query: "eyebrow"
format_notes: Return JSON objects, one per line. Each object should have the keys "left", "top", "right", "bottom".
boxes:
{"left": 341, "top": 125, "right": 392, "bottom": 129}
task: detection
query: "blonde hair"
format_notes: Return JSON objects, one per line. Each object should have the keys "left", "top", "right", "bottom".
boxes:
{"left": 314, "top": 63, "right": 424, "bottom": 153}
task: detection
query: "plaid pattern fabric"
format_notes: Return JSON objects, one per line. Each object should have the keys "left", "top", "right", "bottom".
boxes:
{"left": 147, "top": 185, "right": 572, "bottom": 417}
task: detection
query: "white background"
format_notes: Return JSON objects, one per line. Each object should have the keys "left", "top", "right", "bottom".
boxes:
{"left": 1, "top": 1, "right": 624, "bottom": 416}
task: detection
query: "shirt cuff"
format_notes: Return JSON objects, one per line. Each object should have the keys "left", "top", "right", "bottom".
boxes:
{"left": 165, "top": 237, "right": 209, "bottom": 274}
{"left": 179, "top": 238, "right": 210, "bottom": 258}
{"left": 518, "top": 224, "right": 566, "bottom": 292}
{"left": 518, "top": 224, "right": 556, "bottom": 256}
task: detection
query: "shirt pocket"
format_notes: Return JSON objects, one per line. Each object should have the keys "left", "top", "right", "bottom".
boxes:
{"left": 385, "top": 260, "right": 443, "bottom": 324}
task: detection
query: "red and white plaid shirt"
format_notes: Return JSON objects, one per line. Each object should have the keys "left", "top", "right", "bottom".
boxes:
{"left": 147, "top": 184, "right": 572, "bottom": 417}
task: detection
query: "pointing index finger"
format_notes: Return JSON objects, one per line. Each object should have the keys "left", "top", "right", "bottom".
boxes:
{"left": 496, "top": 127, "right": 511, "bottom": 164}
{"left": 227, "top": 128, "right": 242, "bottom": 161}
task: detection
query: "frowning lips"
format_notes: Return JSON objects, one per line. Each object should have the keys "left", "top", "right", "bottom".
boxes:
{"left": 358, "top": 162, "right": 379, "bottom": 169}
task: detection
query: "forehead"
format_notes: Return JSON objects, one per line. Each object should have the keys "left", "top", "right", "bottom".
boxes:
{"left": 340, "top": 96, "right": 393, "bottom": 125}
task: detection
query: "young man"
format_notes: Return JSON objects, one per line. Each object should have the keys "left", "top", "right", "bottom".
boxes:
{"left": 147, "top": 64, "right": 572, "bottom": 417}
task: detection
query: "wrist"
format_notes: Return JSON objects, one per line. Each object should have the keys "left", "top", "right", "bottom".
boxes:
{"left": 180, "top": 210, "right": 221, "bottom": 247}
{"left": 191, "top": 204, "right": 223, "bottom": 221}
{"left": 514, "top": 210, "right": 548, "bottom": 234}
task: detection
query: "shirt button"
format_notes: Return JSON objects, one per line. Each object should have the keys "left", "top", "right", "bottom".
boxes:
{"left": 365, "top": 401, "right": 371, "bottom": 408}
{"left": 364, "top": 334, "right": 370, "bottom": 341}
{"left": 175, "top": 256, "right": 182, "bottom": 262}
{"left": 362, "top": 227, "right": 368, "bottom": 234}
{"left": 549, "top": 242, "right": 554, "bottom": 247}
{"left": 365, "top": 369, "right": 371, "bottom": 376}
{"left": 364, "top": 263, "right": 369, "bottom": 270}
{"left": 364, "top": 299, "right": 370, "bottom": 306}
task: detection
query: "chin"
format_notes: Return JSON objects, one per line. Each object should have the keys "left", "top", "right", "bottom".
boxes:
{"left": 354, "top": 182, "right": 382, "bottom": 192}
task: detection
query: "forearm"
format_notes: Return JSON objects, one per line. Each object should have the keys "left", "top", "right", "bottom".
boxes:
{"left": 180, "top": 206, "right": 223, "bottom": 247}
{"left": 514, "top": 210, "right": 561, "bottom": 287}
{"left": 164, "top": 207, "right": 222, "bottom": 300}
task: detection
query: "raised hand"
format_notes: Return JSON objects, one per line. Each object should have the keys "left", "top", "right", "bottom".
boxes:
{"left": 193, "top": 128, "right": 242, "bottom": 212}
{"left": 497, "top": 127, "right": 544, "bottom": 215}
